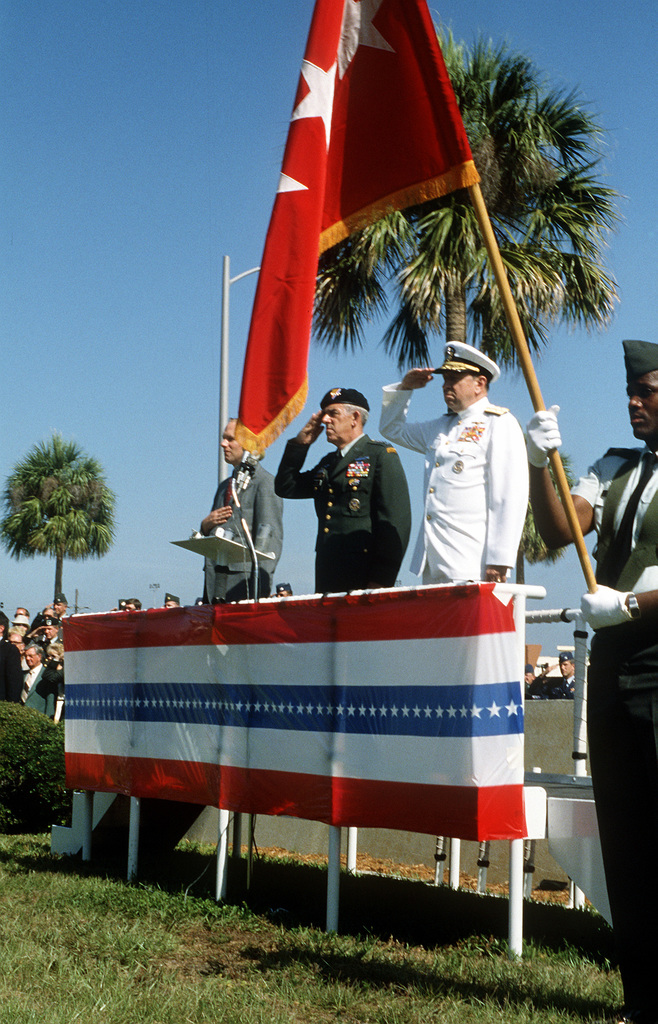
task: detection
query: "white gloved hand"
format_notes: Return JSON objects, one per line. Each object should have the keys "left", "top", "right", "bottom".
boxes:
{"left": 581, "top": 586, "right": 632, "bottom": 630}
{"left": 526, "top": 405, "right": 562, "bottom": 468}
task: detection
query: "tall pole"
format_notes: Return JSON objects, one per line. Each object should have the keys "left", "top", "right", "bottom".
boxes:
{"left": 467, "top": 182, "right": 597, "bottom": 593}
{"left": 219, "top": 256, "right": 231, "bottom": 487}
{"left": 218, "top": 256, "right": 260, "bottom": 488}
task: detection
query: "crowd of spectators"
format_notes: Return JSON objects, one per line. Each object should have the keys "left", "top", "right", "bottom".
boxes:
{"left": 0, "top": 588, "right": 211, "bottom": 721}
{"left": 0, "top": 593, "right": 68, "bottom": 720}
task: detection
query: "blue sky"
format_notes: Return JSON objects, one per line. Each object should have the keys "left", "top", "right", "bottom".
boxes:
{"left": 2, "top": 0, "right": 656, "bottom": 653}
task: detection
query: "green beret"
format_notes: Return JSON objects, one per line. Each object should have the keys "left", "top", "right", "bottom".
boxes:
{"left": 623, "top": 339, "right": 658, "bottom": 380}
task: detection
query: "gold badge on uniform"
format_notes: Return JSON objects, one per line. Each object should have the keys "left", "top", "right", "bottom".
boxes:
{"left": 452, "top": 460, "right": 464, "bottom": 474}
{"left": 349, "top": 497, "right": 361, "bottom": 511}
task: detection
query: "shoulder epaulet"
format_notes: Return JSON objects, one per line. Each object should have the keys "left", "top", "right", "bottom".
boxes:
{"left": 370, "top": 439, "right": 399, "bottom": 455}
{"left": 484, "top": 404, "right": 509, "bottom": 416}
{"left": 603, "top": 447, "right": 643, "bottom": 460}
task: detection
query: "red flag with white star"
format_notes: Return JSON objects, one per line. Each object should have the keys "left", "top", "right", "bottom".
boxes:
{"left": 236, "top": 0, "right": 479, "bottom": 453}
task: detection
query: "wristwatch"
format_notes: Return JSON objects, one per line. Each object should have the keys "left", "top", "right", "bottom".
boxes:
{"left": 626, "top": 593, "right": 641, "bottom": 620}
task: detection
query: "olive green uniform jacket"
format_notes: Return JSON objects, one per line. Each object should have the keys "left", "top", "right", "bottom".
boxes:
{"left": 275, "top": 434, "right": 411, "bottom": 593}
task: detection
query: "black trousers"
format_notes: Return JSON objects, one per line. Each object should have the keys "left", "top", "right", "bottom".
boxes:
{"left": 588, "top": 631, "right": 658, "bottom": 1019}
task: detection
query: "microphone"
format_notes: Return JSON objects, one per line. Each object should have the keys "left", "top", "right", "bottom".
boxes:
{"left": 234, "top": 451, "right": 259, "bottom": 493}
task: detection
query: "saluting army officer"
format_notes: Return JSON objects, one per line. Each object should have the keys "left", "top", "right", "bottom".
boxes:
{"left": 275, "top": 387, "right": 411, "bottom": 594}
{"left": 379, "top": 342, "right": 528, "bottom": 584}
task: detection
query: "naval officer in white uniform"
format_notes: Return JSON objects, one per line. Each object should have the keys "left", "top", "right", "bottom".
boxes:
{"left": 379, "top": 342, "right": 528, "bottom": 584}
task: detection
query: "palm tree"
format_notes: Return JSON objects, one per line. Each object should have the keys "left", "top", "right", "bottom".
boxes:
{"left": 0, "top": 433, "right": 116, "bottom": 596}
{"left": 313, "top": 33, "right": 619, "bottom": 369}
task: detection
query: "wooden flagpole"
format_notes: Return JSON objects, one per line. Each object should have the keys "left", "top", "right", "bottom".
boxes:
{"left": 468, "top": 182, "right": 597, "bottom": 593}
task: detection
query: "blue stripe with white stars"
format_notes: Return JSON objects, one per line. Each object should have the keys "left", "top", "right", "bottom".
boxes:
{"left": 66, "top": 681, "right": 522, "bottom": 738}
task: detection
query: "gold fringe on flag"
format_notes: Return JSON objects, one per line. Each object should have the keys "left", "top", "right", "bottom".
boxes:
{"left": 319, "top": 161, "right": 480, "bottom": 255}
{"left": 235, "top": 376, "right": 309, "bottom": 456}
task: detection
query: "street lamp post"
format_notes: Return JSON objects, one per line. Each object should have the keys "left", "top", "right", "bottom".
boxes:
{"left": 219, "top": 255, "right": 260, "bottom": 486}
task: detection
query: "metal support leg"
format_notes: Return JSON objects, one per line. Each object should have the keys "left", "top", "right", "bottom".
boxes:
{"left": 81, "top": 791, "right": 94, "bottom": 862}
{"left": 127, "top": 797, "right": 140, "bottom": 882}
{"left": 508, "top": 838, "right": 524, "bottom": 958}
{"left": 326, "top": 825, "right": 341, "bottom": 933}
{"left": 433, "top": 836, "right": 447, "bottom": 885}
{"left": 523, "top": 839, "right": 536, "bottom": 899}
{"left": 247, "top": 814, "right": 255, "bottom": 889}
{"left": 216, "top": 808, "right": 230, "bottom": 901}
{"left": 346, "top": 826, "right": 357, "bottom": 874}
{"left": 476, "top": 840, "right": 490, "bottom": 894}
{"left": 448, "top": 837, "right": 461, "bottom": 889}
{"left": 232, "top": 813, "right": 243, "bottom": 857}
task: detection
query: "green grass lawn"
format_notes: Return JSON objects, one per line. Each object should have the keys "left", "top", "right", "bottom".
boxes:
{"left": 0, "top": 834, "right": 622, "bottom": 1024}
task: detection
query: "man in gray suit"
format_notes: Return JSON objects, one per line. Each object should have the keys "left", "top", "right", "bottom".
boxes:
{"left": 201, "top": 419, "right": 283, "bottom": 602}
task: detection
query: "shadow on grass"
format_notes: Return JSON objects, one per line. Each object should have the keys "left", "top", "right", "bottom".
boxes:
{"left": 227, "top": 857, "right": 614, "bottom": 964}
{"left": 235, "top": 940, "right": 613, "bottom": 1020}
{"left": 15, "top": 828, "right": 613, "bottom": 964}
{"left": 0, "top": 833, "right": 617, "bottom": 1020}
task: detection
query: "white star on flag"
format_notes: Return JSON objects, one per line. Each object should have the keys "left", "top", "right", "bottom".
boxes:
{"left": 291, "top": 59, "right": 337, "bottom": 149}
{"left": 338, "top": 0, "right": 393, "bottom": 78}
{"left": 277, "top": 171, "right": 308, "bottom": 194}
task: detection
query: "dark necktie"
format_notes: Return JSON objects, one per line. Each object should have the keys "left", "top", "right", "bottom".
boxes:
{"left": 597, "top": 451, "right": 657, "bottom": 586}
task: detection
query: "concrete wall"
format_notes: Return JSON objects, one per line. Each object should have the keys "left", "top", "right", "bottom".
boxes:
{"left": 186, "top": 699, "right": 583, "bottom": 887}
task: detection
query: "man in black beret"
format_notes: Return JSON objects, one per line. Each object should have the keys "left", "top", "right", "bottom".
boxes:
{"left": 275, "top": 387, "right": 411, "bottom": 593}
{"left": 527, "top": 339, "right": 658, "bottom": 1024}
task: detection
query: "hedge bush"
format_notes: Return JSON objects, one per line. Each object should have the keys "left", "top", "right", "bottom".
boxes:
{"left": 0, "top": 703, "right": 72, "bottom": 833}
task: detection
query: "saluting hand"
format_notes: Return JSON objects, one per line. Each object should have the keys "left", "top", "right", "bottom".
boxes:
{"left": 295, "top": 411, "right": 324, "bottom": 446}
{"left": 399, "top": 368, "right": 435, "bottom": 390}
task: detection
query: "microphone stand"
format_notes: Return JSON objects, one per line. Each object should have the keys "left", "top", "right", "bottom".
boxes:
{"left": 232, "top": 453, "right": 260, "bottom": 601}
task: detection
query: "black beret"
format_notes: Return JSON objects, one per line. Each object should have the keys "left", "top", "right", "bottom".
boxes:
{"left": 320, "top": 387, "right": 369, "bottom": 411}
{"left": 623, "top": 339, "right": 658, "bottom": 381}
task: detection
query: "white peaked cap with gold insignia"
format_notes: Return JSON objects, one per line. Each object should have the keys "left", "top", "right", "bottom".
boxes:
{"left": 436, "top": 341, "right": 500, "bottom": 384}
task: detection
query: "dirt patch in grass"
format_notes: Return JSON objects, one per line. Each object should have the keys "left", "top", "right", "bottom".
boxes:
{"left": 256, "top": 846, "right": 574, "bottom": 906}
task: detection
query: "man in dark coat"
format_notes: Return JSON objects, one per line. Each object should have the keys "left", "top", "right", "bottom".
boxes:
{"left": 0, "top": 612, "right": 22, "bottom": 703}
{"left": 275, "top": 387, "right": 411, "bottom": 593}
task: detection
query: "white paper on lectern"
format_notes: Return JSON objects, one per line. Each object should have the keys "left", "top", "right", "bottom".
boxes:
{"left": 171, "top": 535, "right": 275, "bottom": 564}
